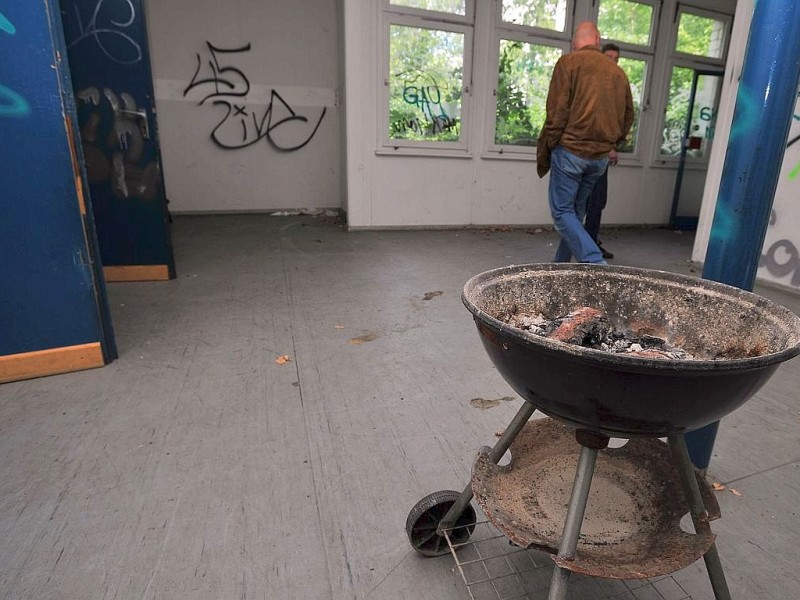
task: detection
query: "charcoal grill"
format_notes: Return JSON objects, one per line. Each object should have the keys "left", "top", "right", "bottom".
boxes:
{"left": 406, "top": 264, "right": 800, "bottom": 600}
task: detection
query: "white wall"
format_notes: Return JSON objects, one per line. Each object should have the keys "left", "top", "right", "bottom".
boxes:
{"left": 145, "top": 0, "right": 341, "bottom": 213}
{"left": 343, "top": 0, "right": 736, "bottom": 229}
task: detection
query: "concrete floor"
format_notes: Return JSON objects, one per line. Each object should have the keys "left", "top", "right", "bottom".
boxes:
{"left": 1, "top": 214, "right": 799, "bottom": 600}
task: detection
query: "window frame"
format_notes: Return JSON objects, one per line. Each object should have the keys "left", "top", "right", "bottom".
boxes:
{"left": 384, "top": 0, "right": 474, "bottom": 24}
{"left": 484, "top": 2, "right": 574, "bottom": 157}
{"left": 375, "top": 0, "right": 735, "bottom": 167}
{"left": 654, "top": 58, "right": 725, "bottom": 165}
{"left": 485, "top": 31, "right": 569, "bottom": 157}
{"left": 495, "top": 0, "right": 576, "bottom": 38}
{"left": 611, "top": 48, "right": 652, "bottom": 162}
{"left": 671, "top": 5, "right": 731, "bottom": 66}
{"left": 590, "top": 0, "right": 661, "bottom": 161}
{"left": 595, "top": 0, "right": 661, "bottom": 54}
{"left": 379, "top": 6, "right": 475, "bottom": 154}
{"left": 652, "top": 5, "right": 731, "bottom": 165}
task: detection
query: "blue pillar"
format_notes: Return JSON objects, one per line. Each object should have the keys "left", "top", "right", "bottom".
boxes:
{"left": 688, "top": 0, "right": 800, "bottom": 469}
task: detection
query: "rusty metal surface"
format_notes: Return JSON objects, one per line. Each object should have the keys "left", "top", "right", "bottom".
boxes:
{"left": 462, "top": 264, "right": 800, "bottom": 436}
{"left": 471, "top": 418, "right": 720, "bottom": 580}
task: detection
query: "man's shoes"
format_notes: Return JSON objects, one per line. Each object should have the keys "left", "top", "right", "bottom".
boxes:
{"left": 598, "top": 242, "right": 614, "bottom": 259}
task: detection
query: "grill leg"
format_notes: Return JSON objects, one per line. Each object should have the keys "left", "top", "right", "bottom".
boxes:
{"left": 437, "top": 400, "right": 537, "bottom": 533}
{"left": 548, "top": 445, "right": 599, "bottom": 599}
{"left": 548, "top": 430, "right": 608, "bottom": 600}
{"left": 669, "top": 434, "right": 732, "bottom": 600}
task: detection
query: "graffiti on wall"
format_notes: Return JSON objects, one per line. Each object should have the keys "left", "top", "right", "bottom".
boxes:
{"left": 390, "top": 72, "right": 459, "bottom": 137}
{"left": 759, "top": 96, "right": 800, "bottom": 287}
{"left": 76, "top": 86, "right": 158, "bottom": 199}
{"left": 787, "top": 133, "right": 800, "bottom": 180}
{"left": 786, "top": 98, "right": 800, "bottom": 180}
{"left": 183, "top": 42, "right": 326, "bottom": 151}
{"left": 661, "top": 105, "right": 714, "bottom": 156}
{"left": 65, "top": 0, "right": 142, "bottom": 65}
{"left": 0, "top": 11, "right": 31, "bottom": 118}
{"left": 760, "top": 210, "right": 800, "bottom": 287}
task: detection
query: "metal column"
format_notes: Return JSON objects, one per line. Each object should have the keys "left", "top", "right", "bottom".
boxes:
{"left": 688, "top": 0, "right": 800, "bottom": 469}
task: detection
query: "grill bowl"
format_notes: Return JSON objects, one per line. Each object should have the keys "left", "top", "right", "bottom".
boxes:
{"left": 463, "top": 264, "right": 800, "bottom": 437}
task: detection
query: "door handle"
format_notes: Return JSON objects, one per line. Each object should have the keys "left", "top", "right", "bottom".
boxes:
{"left": 119, "top": 108, "right": 150, "bottom": 140}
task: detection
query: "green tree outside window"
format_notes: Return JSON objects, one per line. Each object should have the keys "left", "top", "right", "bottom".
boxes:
{"left": 501, "top": 0, "right": 568, "bottom": 32}
{"left": 597, "top": 0, "right": 653, "bottom": 46}
{"left": 388, "top": 25, "right": 465, "bottom": 142}
{"left": 677, "top": 13, "right": 723, "bottom": 59}
{"left": 495, "top": 40, "right": 562, "bottom": 146}
{"left": 617, "top": 56, "right": 645, "bottom": 153}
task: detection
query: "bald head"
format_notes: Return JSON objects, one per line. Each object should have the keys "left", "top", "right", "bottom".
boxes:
{"left": 572, "top": 21, "right": 600, "bottom": 51}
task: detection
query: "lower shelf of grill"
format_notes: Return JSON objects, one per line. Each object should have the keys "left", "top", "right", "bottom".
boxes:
{"left": 442, "top": 521, "right": 695, "bottom": 600}
{"left": 471, "top": 418, "right": 720, "bottom": 579}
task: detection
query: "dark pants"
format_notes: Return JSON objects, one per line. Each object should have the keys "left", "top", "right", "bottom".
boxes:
{"left": 584, "top": 166, "right": 609, "bottom": 243}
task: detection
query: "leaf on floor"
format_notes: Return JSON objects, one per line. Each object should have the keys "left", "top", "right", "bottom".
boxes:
{"left": 423, "top": 291, "right": 444, "bottom": 301}
{"left": 712, "top": 482, "right": 726, "bottom": 491}
{"left": 334, "top": 325, "right": 345, "bottom": 329}
{"left": 275, "top": 355, "right": 292, "bottom": 365}
{"left": 730, "top": 488, "right": 743, "bottom": 497}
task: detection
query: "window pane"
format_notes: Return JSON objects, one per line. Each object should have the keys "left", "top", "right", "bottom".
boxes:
{"left": 597, "top": 0, "right": 653, "bottom": 46}
{"left": 661, "top": 68, "right": 720, "bottom": 158}
{"left": 617, "top": 56, "right": 646, "bottom": 153}
{"left": 388, "top": 25, "right": 464, "bottom": 142}
{"left": 662, "top": 66, "right": 693, "bottom": 156}
{"left": 676, "top": 12, "right": 726, "bottom": 59}
{"left": 686, "top": 73, "right": 721, "bottom": 159}
{"left": 500, "top": 0, "right": 568, "bottom": 33}
{"left": 390, "top": 0, "right": 466, "bottom": 15}
{"left": 495, "top": 40, "right": 562, "bottom": 146}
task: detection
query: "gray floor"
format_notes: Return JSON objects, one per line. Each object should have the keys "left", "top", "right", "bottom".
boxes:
{"left": 2, "top": 215, "right": 799, "bottom": 600}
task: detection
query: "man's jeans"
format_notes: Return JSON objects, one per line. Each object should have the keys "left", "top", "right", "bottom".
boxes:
{"left": 549, "top": 146, "right": 608, "bottom": 264}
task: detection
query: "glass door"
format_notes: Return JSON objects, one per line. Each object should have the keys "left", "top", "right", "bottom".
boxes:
{"left": 668, "top": 69, "right": 724, "bottom": 229}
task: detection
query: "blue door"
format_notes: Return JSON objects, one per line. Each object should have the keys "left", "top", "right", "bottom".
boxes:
{"left": 59, "top": 0, "right": 175, "bottom": 281}
{"left": 1, "top": 2, "right": 116, "bottom": 378}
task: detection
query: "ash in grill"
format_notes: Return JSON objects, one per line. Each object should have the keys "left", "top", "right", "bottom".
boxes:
{"left": 501, "top": 306, "right": 694, "bottom": 359}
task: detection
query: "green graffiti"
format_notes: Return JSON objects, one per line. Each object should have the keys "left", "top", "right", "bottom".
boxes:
{"left": 789, "top": 162, "right": 800, "bottom": 180}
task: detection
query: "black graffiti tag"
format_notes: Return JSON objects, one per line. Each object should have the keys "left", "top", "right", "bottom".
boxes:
{"left": 183, "top": 42, "right": 325, "bottom": 152}
{"left": 761, "top": 239, "right": 800, "bottom": 286}
{"left": 183, "top": 42, "right": 251, "bottom": 105}
{"left": 210, "top": 90, "right": 326, "bottom": 151}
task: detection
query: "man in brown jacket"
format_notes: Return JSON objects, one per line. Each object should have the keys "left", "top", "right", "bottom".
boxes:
{"left": 537, "top": 22, "right": 634, "bottom": 264}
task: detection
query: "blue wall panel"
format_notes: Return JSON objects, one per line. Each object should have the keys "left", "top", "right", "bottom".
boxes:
{"left": 0, "top": 3, "right": 106, "bottom": 356}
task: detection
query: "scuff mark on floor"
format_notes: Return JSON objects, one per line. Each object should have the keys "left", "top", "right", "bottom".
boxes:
{"left": 422, "top": 291, "right": 443, "bottom": 301}
{"left": 470, "top": 396, "right": 515, "bottom": 409}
